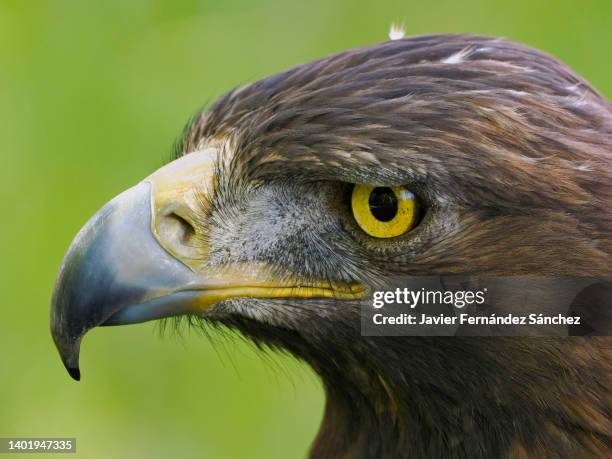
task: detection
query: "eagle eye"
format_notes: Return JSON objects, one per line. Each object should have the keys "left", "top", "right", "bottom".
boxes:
{"left": 351, "top": 185, "right": 419, "bottom": 238}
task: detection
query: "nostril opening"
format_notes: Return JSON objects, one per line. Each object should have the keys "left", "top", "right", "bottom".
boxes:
{"left": 168, "top": 212, "right": 196, "bottom": 245}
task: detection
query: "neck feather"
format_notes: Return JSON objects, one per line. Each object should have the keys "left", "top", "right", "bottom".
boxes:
{"left": 220, "top": 316, "right": 610, "bottom": 458}
{"left": 307, "top": 336, "right": 610, "bottom": 459}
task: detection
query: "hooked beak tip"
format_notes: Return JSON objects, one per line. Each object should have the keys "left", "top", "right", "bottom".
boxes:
{"left": 67, "top": 366, "right": 81, "bottom": 381}
{"left": 51, "top": 325, "right": 83, "bottom": 381}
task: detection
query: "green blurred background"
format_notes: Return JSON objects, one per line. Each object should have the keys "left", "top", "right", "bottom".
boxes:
{"left": 0, "top": 1, "right": 610, "bottom": 458}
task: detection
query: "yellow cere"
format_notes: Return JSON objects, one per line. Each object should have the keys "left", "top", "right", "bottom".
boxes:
{"left": 351, "top": 184, "right": 417, "bottom": 238}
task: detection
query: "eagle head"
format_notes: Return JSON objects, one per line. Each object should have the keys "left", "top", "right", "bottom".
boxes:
{"left": 51, "top": 35, "right": 611, "bottom": 458}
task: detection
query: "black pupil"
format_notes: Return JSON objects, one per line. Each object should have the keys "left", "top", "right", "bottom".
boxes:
{"left": 368, "top": 187, "right": 398, "bottom": 222}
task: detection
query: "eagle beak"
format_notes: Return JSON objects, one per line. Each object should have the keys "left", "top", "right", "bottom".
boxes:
{"left": 50, "top": 181, "right": 198, "bottom": 381}
{"left": 51, "top": 150, "right": 364, "bottom": 381}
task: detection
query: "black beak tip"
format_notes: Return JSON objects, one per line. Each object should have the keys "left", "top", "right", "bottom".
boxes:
{"left": 50, "top": 321, "right": 83, "bottom": 382}
{"left": 67, "top": 366, "right": 81, "bottom": 381}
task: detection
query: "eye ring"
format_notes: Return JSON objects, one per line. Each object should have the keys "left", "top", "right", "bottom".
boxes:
{"left": 351, "top": 185, "right": 418, "bottom": 238}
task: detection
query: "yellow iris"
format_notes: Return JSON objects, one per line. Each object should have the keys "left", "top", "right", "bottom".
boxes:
{"left": 351, "top": 185, "right": 418, "bottom": 238}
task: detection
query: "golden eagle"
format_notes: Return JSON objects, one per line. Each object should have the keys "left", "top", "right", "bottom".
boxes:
{"left": 51, "top": 35, "right": 611, "bottom": 458}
